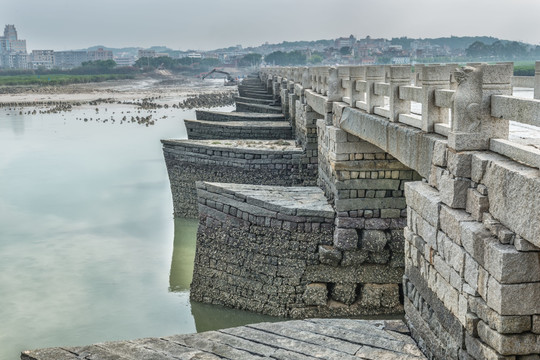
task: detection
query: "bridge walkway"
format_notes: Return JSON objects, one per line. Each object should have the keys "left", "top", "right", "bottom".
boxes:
{"left": 22, "top": 319, "right": 426, "bottom": 360}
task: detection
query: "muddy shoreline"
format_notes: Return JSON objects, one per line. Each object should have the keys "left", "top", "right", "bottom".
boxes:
{"left": 0, "top": 74, "right": 238, "bottom": 107}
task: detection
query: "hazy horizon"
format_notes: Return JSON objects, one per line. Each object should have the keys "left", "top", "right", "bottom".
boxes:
{"left": 3, "top": 0, "right": 540, "bottom": 52}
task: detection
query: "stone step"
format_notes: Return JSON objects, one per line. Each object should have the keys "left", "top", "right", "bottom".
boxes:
{"left": 239, "top": 91, "right": 273, "bottom": 100}
{"left": 21, "top": 319, "right": 426, "bottom": 360}
{"left": 238, "top": 92, "right": 269, "bottom": 98}
{"left": 184, "top": 119, "right": 293, "bottom": 140}
{"left": 234, "top": 95, "right": 275, "bottom": 105}
{"left": 236, "top": 101, "right": 282, "bottom": 114}
{"left": 195, "top": 110, "right": 285, "bottom": 122}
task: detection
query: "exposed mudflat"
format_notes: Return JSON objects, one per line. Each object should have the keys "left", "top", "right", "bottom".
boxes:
{"left": 0, "top": 74, "right": 237, "bottom": 108}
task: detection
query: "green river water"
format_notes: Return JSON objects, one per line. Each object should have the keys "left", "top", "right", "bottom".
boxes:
{"left": 0, "top": 100, "right": 279, "bottom": 359}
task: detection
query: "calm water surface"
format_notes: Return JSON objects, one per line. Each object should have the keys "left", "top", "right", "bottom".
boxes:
{"left": 0, "top": 101, "right": 279, "bottom": 359}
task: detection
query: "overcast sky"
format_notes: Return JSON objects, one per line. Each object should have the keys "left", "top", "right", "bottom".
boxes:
{"left": 3, "top": 0, "right": 540, "bottom": 51}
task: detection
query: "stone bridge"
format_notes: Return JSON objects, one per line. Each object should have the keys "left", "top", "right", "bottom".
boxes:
{"left": 159, "top": 63, "right": 540, "bottom": 359}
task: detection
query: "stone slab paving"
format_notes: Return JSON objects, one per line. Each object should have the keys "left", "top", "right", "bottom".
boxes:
{"left": 195, "top": 110, "right": 285, "bottom": 122}
{"left": 21, "top": 319, "right": 426, "bottom": 360}
{"left": 203, "top": 182, "right": 334, "bottom": 218}
{"left": 185, "top": 119, "right": 292, "bottom": 129}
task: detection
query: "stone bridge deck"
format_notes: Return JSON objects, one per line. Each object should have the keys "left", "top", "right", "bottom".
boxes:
{"left": 22, "top": 319, "right": 426, "bottom": 360}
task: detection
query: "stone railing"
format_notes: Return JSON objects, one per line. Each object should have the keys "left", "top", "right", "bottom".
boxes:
{"left": 261, "top": 61, "right": 540, "bottom": 168}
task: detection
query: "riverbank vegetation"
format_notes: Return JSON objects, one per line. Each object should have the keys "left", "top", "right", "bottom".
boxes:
{"left": 0, "top": 73, "right": 135, "bottom": 86}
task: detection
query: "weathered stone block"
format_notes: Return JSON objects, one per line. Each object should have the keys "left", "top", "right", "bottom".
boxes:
{"left": 513, "top": 236, "right": 540, "bottom": 252}
{"left": 331, "top": 283, "right": 357, "bottom": 305}
{"left": 303, "top": 283, "right": 328, "bottom": 306}
{"left": 465, "top": 334, "right": 513, "bottom": 360}
{"left": 447, "top": 150, "right": 473, "bottom": 177}
{"left": 469, "top": 296, "right": 532, "bottom": 334}
{"left": 404, "top": 181, "right": 441, "bottom": 227}
{"left": 341, "top": 250, "right": 369, "bottom": 267}
{"left": 360, "top": 283, "right": 400, "bottom": 309}
{"left": 479, "top": 153, "right": 540, "bottom": 248}
{"left": 440, "top": 205, "right": 474, "bottom": 245}
{"left": 439, "top": 171, "right": 470, "bottom": 209}
{"left": 333, "top": 228, "right": 358, "bottom": 251}
{"left": 318, "top": 245, "right": 342, "bottom": 267}
{"left": 466, "top": 188, "right": 490, "bottom": 221}
{"left": 461, "top": 220, "right": 492, "bottom": 266}
{"left": 478, "top": 320, "right": 539, "bottom": 356}
{"left": 438, "top": 231, "right": 465, "bottom": 275}
{"left": 487, "top": 277, "right": 540, "bottom": 316}
{"left": 484, "top": 241, "right": 540, "bottom": 284}
{"left": 533, "top": 315, "right": 540, "bottom": 334}
{"left": 360, "top": 230, "right": 387, "bottom": 252}
{"left": 432, "top": 139, "right": 448, "bottom": 167}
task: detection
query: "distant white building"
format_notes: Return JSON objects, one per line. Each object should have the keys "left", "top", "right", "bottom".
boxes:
{"left": 54, "top": 51, "right": 88, "bottom": 69}
{"left": 138, "top": 49, "right": 156, "bottom": 58}
{"left": 87, "top": 48, "right": 113, "bottom": 61}
{"left": 392, "top": 56, "right": 411, "bottom": 65}
{"left": 0, "top": 25, "right": 28, "bottom": 69}
{"left": 29, "top": 50, "right": 54, "bottom": 69}
{"left": 114, "top": 56, "right": 136, "bottom": 66}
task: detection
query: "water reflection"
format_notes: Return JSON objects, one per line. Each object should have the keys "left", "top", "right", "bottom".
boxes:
{"left": 169, "top": 218, "right": 198, "bottom": 292}
{"left": 168, "top": 217, "right": 284, "bottom": 331}
{"left": 190, "top": 301, "right": 282, "bottom": 333}
{"left": 11, "top": 116, "right": 25, "bottom": 135}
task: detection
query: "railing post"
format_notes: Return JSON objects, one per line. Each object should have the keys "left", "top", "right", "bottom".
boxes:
{"left": 389, "top": 65, "right": 411, "bottom": 122}
{"left": 414, "top": 63, "right": 424, "bottom": 86}
{"left": 327, "top": 67, "right": 341, "bottom": 102}
{"left": 350, "top": 66, "right": 364, "bottom": 109}
{"left": 421, "top": 65, "right": 451, "bottom": 132}
{"left": 535, "top": 61, "right": 540, "bottom": 100}
{"left": 302, "top": 67, "right": 311, "bottom": 90}
{"left": 337, "top": 66, "right": 351, "bottom": 104}
{"left": 365, "top": 66, "right": 385, "bottom": 114}
{"left": 449, "top": 63, "right": 512, "bottom": 151}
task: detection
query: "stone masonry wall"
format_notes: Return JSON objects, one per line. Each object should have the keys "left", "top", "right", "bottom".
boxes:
{"left": 236, "top": 102, "right": 282, "bottom": 114}
{"left": 191, "top": 182, "right": 404, "bottom": 318}
{"left": 295, "top": 100, "right": 320, "bottom": 183}
{"left": 195, "top": 110, "right": 285, "bottom": 122}
{"left": 184, "top": 120, "right": 293, "bottom": 140}
{"left": 316, "top": 116, "right": 422, "bottom": 316}
{"left": 162, "top": 139, "right": 309, "bottom": 218}
{"left": 404, "top": 148, "right": 540, "bottom": 359}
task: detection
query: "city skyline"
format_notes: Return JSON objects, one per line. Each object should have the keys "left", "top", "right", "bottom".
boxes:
{"left": 2, "top": 0, "right": 539, "bottom": 52}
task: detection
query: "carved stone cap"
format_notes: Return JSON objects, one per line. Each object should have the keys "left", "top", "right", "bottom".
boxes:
{"left": 364, "top": 66, "right": 385, "bottom": 80}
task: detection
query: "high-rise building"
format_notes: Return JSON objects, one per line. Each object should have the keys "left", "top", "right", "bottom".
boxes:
{"left": 0, "top": 25, "right": 28, "bottom": 69}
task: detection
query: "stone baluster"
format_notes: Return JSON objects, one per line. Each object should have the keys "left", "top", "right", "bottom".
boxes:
{"left": 384, "top": 65, "right": 391, "bottom": 83}
{"left": 320, "top": 67, "right": 330, "bottom": 95}
{"left": 364, "top": 65, "right": 385, "bottom": 114}
{"left": 535, "top": 61, "right": 540, "bottom": 100}
{"left": 337, "top": 66, "right": 351, "bottom": 104}
{"left": 266, "top": 73, "right": 273, "bottom": 94}
{"left": 349, "top": 66, "right": 365, "bottom": 108}
{"left": 421, "top": 65, "right": 451, "bottom": 132}
{"left": 272, "top": 75, "right": 281, "bottom": 102}
{"left": 414, "top": 64, "right": 424, "bottom": 86}
{"left": 293, "top": 68, "right": 302, "bottom": 84}
{"left": 302, "top": 67, "right": 311, "bottom": 90}
{"left": 449, "top": 63, "right": 512, "bottom": 151}
{"left": 327, "top": 67, "right": 340, "bottom": 102}
{"left": 311, "top": 67, "right": 319, "bottom": 93}
{"left": 446, "top": 63, "right": 459, "bottom": 91}
{"left": 389, "top": 65, "right": 411, "bottom": 122}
